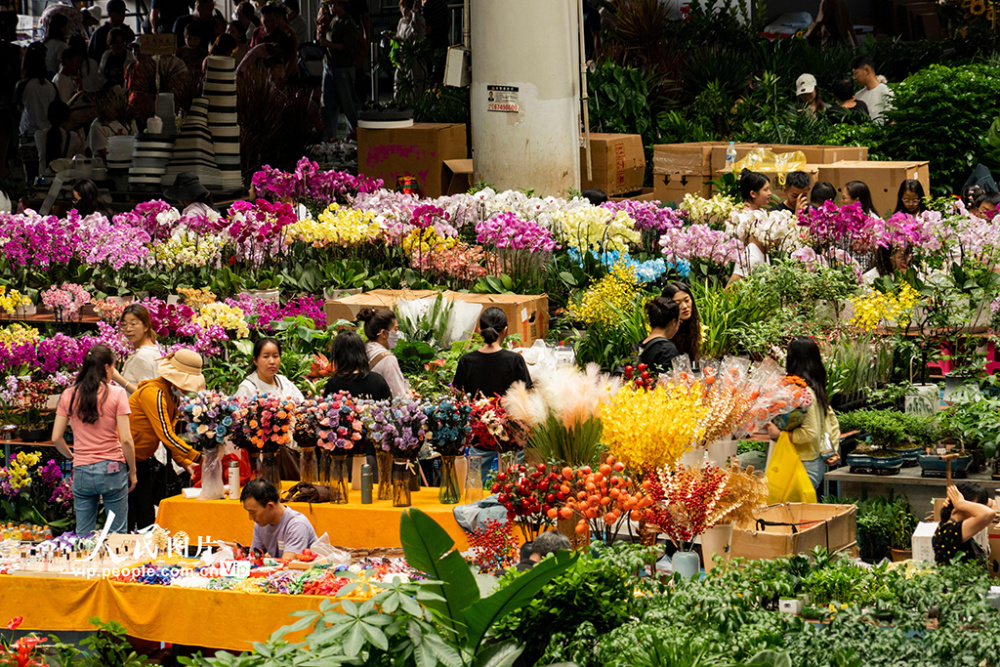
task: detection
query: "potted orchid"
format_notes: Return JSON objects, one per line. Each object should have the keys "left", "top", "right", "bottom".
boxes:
{"left": 40, "top": 283, "right": 91, "bottom": 322}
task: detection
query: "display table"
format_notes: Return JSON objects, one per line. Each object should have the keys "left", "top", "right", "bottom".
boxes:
{"left": 157, "top": 484, "right": 473, "bottom": 550}
{"left": 0, "top": 574, "right": 338, "bottom": 651}
{"left": 824, "top": 466, "right": 995, "bottom": 518}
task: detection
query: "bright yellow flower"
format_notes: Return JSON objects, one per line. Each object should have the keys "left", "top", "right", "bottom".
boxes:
{"left": 285, "top": 204, "right": 383, "bottom": 247}
{"left": 0, "top": 287, "right": 31, "bottom": 315}
{"left": 402, "top": 227, "right": 458, "bottom": 255}
{"left": 849, "top": 283, "right": 920, "bottom": 331}
{"left": 195, "top": 303, "right": 250, "bottom": 338}
{"left": 570, "top": 262, "right": 641, "bottom": 328}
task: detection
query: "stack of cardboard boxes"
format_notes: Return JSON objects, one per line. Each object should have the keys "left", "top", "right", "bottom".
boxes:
{"left": 651, "top": 141, "right": 929, "bottom": 217}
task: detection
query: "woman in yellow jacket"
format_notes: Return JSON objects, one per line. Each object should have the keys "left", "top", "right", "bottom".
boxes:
{"left": 766, "top": 337, "right": 840, "bottom": 494}
{"left": 127, "top": 349, "right": 206, "bottom": 530}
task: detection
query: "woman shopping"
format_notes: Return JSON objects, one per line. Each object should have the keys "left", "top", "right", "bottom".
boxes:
{"left": 765, "top": 337, "right": 840, "bottom": 494}
{"left": 112, "top": 304, "right": 163, "bottom": 396}
{"left": 52, "top": 344, "right": 137, "bottom": 535}
{"left": 453, "top": 307, "right": 533, "bottom": 482}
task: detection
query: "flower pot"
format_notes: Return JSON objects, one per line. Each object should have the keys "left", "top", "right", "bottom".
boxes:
{"left": 904, "top": 383, "right": 938, "bottom": 416}
{"left": 1, "top": 425, "right": 16, "bottom": 441}
{"left": 330, "top": 454, "right": 350, "bottom": 504}
{"left": 890, "top": 548, "right": 912, "bottom": 563}
{"left": 672, "top": 550, "right": 701, "bottom": 579}
{"left": 18, "top": 428, "right": 50, "bottom": 442}
{"left": 701, "top": 524, "right": 734, "bottom": 573}
{"left": 376, "top": 451, "right": 393, "bottom": 500}
{"left": 199, "top": 447, "right": 225, "bottom": 500}
{"left": 392, "top": 458, "right": 412, "bottom": 507}
{"left": 15, "top": 303, "right": 36, "bottom": 317}
{"left": 438, "top": 456, "right": 461, "bottom": 504}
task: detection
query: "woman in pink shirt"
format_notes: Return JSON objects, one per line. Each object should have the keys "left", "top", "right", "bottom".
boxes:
{"left": 52, "top": 345, "right": 137, "bottom": 535}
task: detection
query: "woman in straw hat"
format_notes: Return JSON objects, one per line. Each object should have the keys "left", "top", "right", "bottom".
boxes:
{"left": 126, "top": 348, "right": 206, "bottom": 530}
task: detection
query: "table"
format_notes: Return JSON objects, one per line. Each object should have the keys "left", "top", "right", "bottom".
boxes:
{"left": 0, "top": 574, "right": 335, "bottom": 651}
{"left": 824, "top": 465, "right": 998, "bottom": 518}
{"left": 157, "top": 484, "right": 473, "bottom": 550}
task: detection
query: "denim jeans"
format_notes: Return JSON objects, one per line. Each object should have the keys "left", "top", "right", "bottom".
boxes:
{"left": 802, "top": 457, "right": 825, "bottom": 495}
{"left": 322, "top": 65, "right": 358, "bottom": 140}
{"left": 73, "top": 460, "right": 129, "bottom": 535}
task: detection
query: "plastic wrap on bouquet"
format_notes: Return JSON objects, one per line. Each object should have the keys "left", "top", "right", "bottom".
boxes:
{"left": 199, "top": 447, "right": 225, "bottom": 500}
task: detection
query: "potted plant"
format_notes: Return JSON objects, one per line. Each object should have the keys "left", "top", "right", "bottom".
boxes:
{"left": 838, "top": 410, "right": 906, "bottom": 474}
{"left": 9, "top": 377, "right": 56, "bottom": 442}
{"left": 932, "top": 387, "right": 1000, "bottom": 478}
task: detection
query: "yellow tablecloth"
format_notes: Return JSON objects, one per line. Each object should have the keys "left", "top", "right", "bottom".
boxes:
{"left": 157, "top": 484, "right": 472, "bottom": 550}
{"left": 0, "top": 575, "right": 330, "bottom": 651}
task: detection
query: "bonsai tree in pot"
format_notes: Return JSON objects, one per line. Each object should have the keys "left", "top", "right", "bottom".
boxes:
{"left": 838, "top": 410, "right": 907, "bottom": 457}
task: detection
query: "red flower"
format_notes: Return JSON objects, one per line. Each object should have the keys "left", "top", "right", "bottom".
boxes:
{"left": 7, "top": 616, "right": 22, "bottom": 630}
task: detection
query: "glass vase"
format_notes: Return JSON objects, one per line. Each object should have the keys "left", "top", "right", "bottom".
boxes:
{"left": 463, "top": 455, "right": 484, "bottom": 503}
{"left": 376, "top": 451, "right": 392, "bottom": 501}
{"left": 249, "top": 451, "right": 261, "bottom": 478}
{"left": 260, "top": 451, "right": 281, "bottom": 489}
{"left": 319, "top": 448, "right": 331, "bottom": 484}
{"left": 198, "top": 446, "right": 225, "bottom": 500}
{"left": 299, "top": 446, "right": 318, "bottom": 484}
{"left": 330, "top": 454, "right": 350, "bottom": 504}
{"left": 392, "top": 458, "right": 412, "bottom": 508}
{"left": 498, "top": 451, "right": 518, "bottom": 476}
{"left": 438, "top": 456, "right": 461, "bottom": 504}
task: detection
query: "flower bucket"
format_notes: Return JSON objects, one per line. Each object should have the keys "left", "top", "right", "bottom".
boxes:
{"left": 672, "top": 550, "right": 700, "bottom": 579}
{"left": 701, "top": 524, "right": 734, "bottom": 573}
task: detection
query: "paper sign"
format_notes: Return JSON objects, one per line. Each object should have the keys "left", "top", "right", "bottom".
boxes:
{"left": 487, "top": 85, "right": 519, "bottom": 113}
{"left": 140, "top": 34, "right": 176, "bottom": 56}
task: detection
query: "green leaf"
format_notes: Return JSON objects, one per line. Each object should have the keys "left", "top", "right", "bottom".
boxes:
{"left": 463, "top": 551, "right": 576, "bottom": 654}
{"left": 399, "top": 508, "right": 480, "bottom": 638}
{"left": 473, "top": 639, "right": 524, "bottom": 667}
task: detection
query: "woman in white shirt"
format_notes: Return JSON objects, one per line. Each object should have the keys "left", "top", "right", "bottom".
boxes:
{"left": 357, "top": 307, "right": 409, "bottom": 399}
{"left": 112, "top": 304, "right": 164, "bottom": 395}
{"left": 234, "top": 337, "right": 305, "bottom": 403}
{"left": 727, "top": 170, "right": 772, "bottom": 287}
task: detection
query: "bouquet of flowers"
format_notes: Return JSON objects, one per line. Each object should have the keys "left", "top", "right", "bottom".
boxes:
{"left": 358, "top": 399, "right": 429, "bottom": 459}
{"left": 490, "top": 461, "right": 563, "bottom": 542}
{"left": 469, "top": 396, "right": 527, "bottom": 454}
{"left": 236, "top": 394, "right": 296, "bottom": 453}
{"left": 317, "top": 392, "right": 363, "bottom": 452}
{"left": 41, "top": 283, "right": 90, "bottom": 320}
{"left": 560, "top": 455, "right": 653, "bottom": 543}
{"left": 293, "top": 397, "right": 328, "bottom": 448}
{"left": 644, "top": 462, "right": 767, "bottom": 549}
{"left": 423, "top": 397, "right": 472, "bottom": 456}
{"left": 177, "top": 390, "right": 239, "bottom": 451}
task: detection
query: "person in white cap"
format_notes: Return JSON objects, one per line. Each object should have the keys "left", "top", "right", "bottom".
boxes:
{"left": 795, "top": 74, "right": 825, "bottom": 114}
{"left": 126, "top": 349, "right": 207, "bottom": 530}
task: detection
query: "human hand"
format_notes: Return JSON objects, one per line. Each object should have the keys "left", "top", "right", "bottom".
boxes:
{"left": 129, "top": 472, "right": 137, "bottom": 492}
{"left": 946, "top": 484, "right": 967, "bottom": 512}
{"left": 794, "top": 193, "right": 809, "bottom": 213}
{"left": 765, "top": 422, "right": 781, "bottom": 440}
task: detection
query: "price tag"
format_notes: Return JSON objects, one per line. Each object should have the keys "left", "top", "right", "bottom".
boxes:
{"left": 139, "top": 34, "right": 176, "bottom": 56}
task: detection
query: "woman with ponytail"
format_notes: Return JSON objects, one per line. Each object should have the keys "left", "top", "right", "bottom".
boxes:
{"left": 453, "top": 307, "right": 533, "bottom": 482}
{"left": 52, "top": 344, "right": 137, "bottom": 535}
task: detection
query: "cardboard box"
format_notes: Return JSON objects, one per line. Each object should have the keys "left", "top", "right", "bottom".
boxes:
{"left": 610, "top": 187, "right": 657, "bottom": 203}
{"left": 581, "top": 133, "right": 646, "bottom": 196}
{"left": 730, "top": 503, "right": 857, "bottom": 560}
{"left": 652, "top": 142, "right": 719, "bottom": 176}
{"left": 448, "top": 292, "right": 549, "bottom": 348}
{"left": 818, "top": 160, "right": 931, "bottom": 218}
{"left": 716, "top": 164, "right": 820, "bottom": 189}
{"left": 442, "top": 158, "right": 474, "bottom": 195}
{"left": 710, "top": 142, "right": 760, "bottom": 176}
{"left": 913, "top": 521, "right": 937, "bottom": 563}
{"left": 653, "top": 172, "right": 711, "bottom": 203}
{"left": 357, "top": 123, "right": 468, "bottom": 198}
{"left": 323, "top": 289, "right": 549, "bottom": 347}
{"left": 764, "top": 144, "right": 869, "bottom": 164}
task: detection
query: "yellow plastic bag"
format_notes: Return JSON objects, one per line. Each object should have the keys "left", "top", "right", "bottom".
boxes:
{"left": 766, "top": 431, "right": 817, "bottom": 504}
{"left": 732, "top": 148, "right": 808, "bottom": 188}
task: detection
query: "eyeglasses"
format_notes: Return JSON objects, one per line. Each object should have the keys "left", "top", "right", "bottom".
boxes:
{"left": 901, "top": 197, "right": 921, "bottom": 204}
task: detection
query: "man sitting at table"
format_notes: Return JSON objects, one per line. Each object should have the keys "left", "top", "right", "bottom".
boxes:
{"left": 241, "top": 479, "right": 317, "bottom": 559}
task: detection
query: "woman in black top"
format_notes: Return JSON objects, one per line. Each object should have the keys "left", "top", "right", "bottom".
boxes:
{"left": 637, "top": 297, "right": 680, "bottom": 375}
{"left": 325, "top": 331, "right": 392, "bottom": 400}
{"left": 661, "top": 282, "right": 701, "bottom": 364}
{"left": 932, "top": 483, "right": 995, "bottom": 565}
{"left": 453, "top": 307, "right": 532, "bottom": 482}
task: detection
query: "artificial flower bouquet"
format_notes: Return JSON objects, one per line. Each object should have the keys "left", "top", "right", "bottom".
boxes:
{"left": 235, "top": 394, "right": 296, "bottom": 453}
{"left": 317, "top": 392, "right": 363, "bottom": 452}
{"left": 491, "top": 461, "right": 564, "bottom": 542}
{"left": 177, "top": 390, "right": 240, "bottom": 452}
{"left": 423, "top": 397, "right": 472, "bottom": 457}
{"left": 358, "top": 399, "right": 429, "bottom": 460}
{"left": 469, "top": 396, "right": 528, "bottom": 454}
{"left": 293, "top": 396, "right": 328, "bottom": 448}
{"left": 559, "top": 455, "right": 653, "bottom": 544}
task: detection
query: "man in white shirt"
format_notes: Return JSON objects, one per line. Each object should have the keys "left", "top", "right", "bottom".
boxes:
{"left": 53, "top": 47, "right": 83, "bottom": 103}
{"left": 850, "top": 54, "right": 893, "bottom": 123}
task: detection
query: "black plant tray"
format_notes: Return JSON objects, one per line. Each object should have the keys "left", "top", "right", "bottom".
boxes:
{"left": 849, "top": 466, "right": 901, "bottom": 476}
